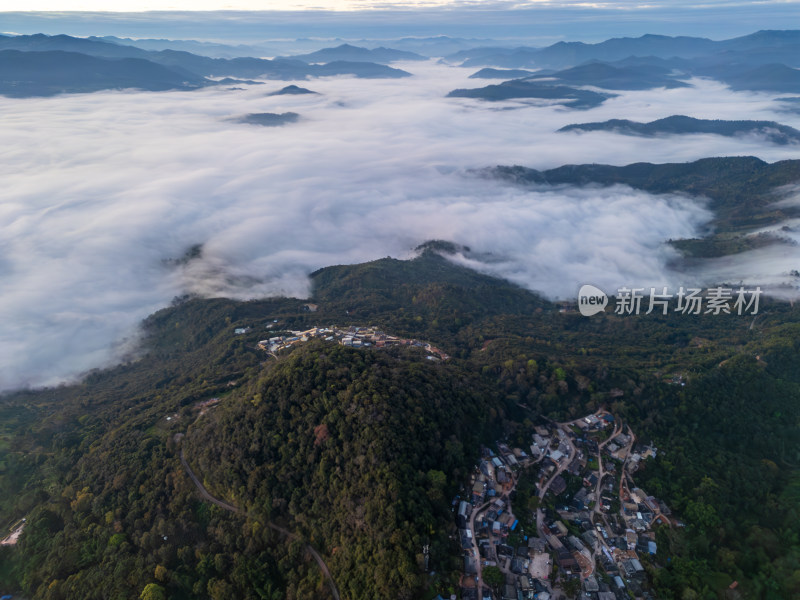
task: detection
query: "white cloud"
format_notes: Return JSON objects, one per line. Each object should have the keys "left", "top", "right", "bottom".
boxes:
{"left": 1, "top": 61, "right": 799, "bottom": 391}
{"left": 3, "top": 1, "right": 798, "bottom": 11}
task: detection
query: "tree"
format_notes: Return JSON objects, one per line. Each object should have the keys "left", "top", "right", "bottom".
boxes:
{"left": 139, "top": 583, "right": 166, "bottom": 600}
{"left": 154, "top": 565, "right": 168, "bottom": 582}
{"left": 482, "top": 566, "right": 504, "bottom": 594}
{"left": 563, "top": 577, "right": 580, "bottom": 598}
{"left": 426, "top": 469, "right": 447, "bottom": 502}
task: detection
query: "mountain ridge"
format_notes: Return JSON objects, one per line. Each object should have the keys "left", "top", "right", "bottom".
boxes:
{"left": 559, "top": 115, "right": 800, "bottom": 145}
{"left": 0, "top": 33, "right": 411, "bottom": 97}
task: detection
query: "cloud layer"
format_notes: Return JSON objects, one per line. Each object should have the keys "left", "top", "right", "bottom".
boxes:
{"left": 2, "top": 61, "right": 800, "bottom": 391}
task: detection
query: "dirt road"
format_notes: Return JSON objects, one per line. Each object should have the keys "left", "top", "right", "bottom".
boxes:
{"left": 180, "top": 447, "right": 340, "bottom": 600}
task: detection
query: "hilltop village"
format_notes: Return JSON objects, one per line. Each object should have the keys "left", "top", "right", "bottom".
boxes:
{"left": 237, "top": 321, "right": 450, "bottom": 361}
{"left": 453, "top": 412, "right": 669, "bottom": 600}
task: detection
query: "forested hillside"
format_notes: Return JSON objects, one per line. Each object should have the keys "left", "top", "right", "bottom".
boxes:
{"left": 184, "top": 345, "right": 499, "bottom": 599}
{"left": 1, "top": 247, "right": 799, "bottom": 599}
{"left": 486, "top": 157, "right": 800, "bottom": 236}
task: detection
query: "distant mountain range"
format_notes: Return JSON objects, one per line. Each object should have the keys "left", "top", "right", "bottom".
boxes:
{"left": 703, "top": 62, "right": 800, "bottom": 93}
{"left": 84, "top": 34, "right": 499, "bottom": 58}
{"left": 446, "top": 30, "right": 800, "bottom": 69}
{"left": 371, "top": 35, "right": 498, "bottom": 55}
{"left": 559, "top": 115, "right": 800, "bottom": 145}
{"left": 4, "top": 30, "right": 800, "bottom": 98}
{"left": 447, "top": 80, "right": 612, "bottom": 109}
{"left": 0, "top": 49, "right": 206, "bottom": 97}
{"left": 88, "top": 35, "right": 277, "bottom": 59}
{"left": 524, "top": 62, "right": 688, "bottom": 90}
{"left": 606, "top": 55, "right": 800, "bottom": 94}
{"left": 283, "top": 43, "right": 426, "bottom": 64}
{"left": 0, "top": 34, "right": 411, "bottom": 97}
{"left": 446, "top": 30, "right": 800, "bottom": 95}
{"left": 451, "top": 50, "right": 800, "bottom": 101}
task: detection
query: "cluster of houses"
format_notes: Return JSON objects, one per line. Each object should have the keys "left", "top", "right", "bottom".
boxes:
{"left": 454, "top": 413, "right": 669, "bottom": 600}
{"left": 248, "top": 324, "right": 450, "bottom": 361}
{"left": 535, "top": 509, "right": 658, "bottom": 599}
{"left": 620, "top": 487, "right": 672, "bottom": 533}
{"left": 458, "top": 444, "right": 555, "bottom": 600}
{"left": 471, "top": 444, "right": 529, "bottom": 505}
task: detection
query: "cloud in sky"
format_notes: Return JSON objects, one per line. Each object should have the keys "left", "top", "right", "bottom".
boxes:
{"left": 1, "top": 61, "right": 800, "bottom": 391}
{"left": 3, "top": 1, "right": 799, "bottom": 11}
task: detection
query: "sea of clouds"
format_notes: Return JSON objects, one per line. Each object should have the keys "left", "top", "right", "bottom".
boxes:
{"left": 2, "top": 60, "right": 800, "bottom": 391}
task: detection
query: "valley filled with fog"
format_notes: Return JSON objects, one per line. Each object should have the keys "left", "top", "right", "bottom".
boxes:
{"left": 2, "top": 58, "right": 800, "bottom": 391}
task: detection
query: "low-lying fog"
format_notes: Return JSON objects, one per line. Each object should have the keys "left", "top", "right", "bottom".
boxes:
{"left": 2, "top": 60, "right": 799, "bottom": 390}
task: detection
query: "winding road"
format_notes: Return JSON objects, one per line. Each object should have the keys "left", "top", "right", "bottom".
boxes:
{"left": 469, "top": 497, "right": 494, "bottom": 598}
{"left": 179, "top": 447, "right": 341, "bottom": 600}
{"left": 535, "top": 423, "right": 577, "bottom": 531}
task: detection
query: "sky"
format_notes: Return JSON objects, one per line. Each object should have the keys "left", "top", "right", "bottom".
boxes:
{"left": 2, "top": 0, "right": 798, "bottom": 10}
{"left": 2, "top": 2, "right": 799, "bottom": 44}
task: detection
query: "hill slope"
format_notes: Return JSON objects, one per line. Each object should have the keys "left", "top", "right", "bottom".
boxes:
{"left": 485, "top": 156, "right": 800, "bottom": 233}
{"left": 524, "top": 62, "right": 689, "bottom": 90}
{"left": 559, "top": 115, "right": 800, "bottom": 145}
{"left": 0, "top": 34, "right": 412, "bottom": 88}
{"left": 0, "top": 49, "right": 206, "bottom": 96}
{"left": 285, "top": 43, "right": 426, "bottom": 64}
{"left": 184, "top": 344, "right": 495, "bottom": 599}
{"left": 449, "top": 30, "right": 800, "bottom": 70}
{"left": 447, "top": 80, "right": 612, "bottom": 108}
